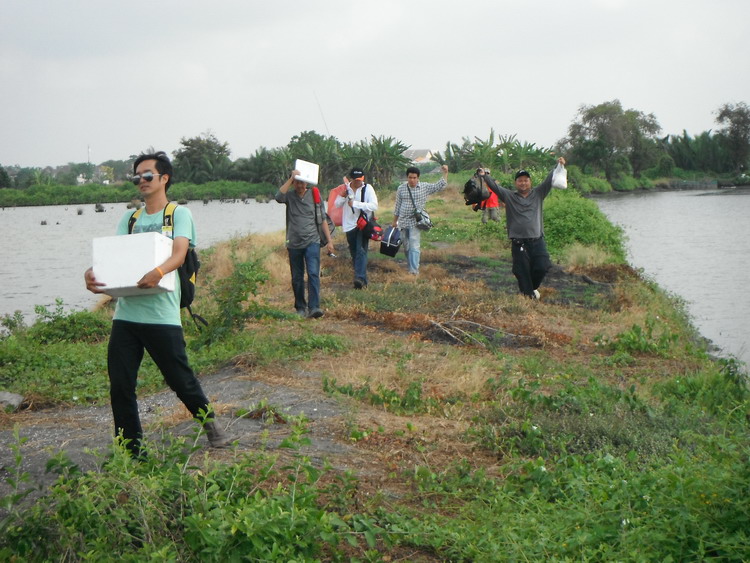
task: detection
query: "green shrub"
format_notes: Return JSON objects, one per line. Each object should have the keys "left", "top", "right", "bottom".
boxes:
{"left": 656, "top": 358, "right": 749, "bottom": 416}
{"left": 584, "top": 175, "right": 614, "bottom": 193}
{"left": 657, "top": 154, "right": 676, "bottom": 177}
{"left": 195, "top": 250, "right": 270, "bottom": 345}
{"left": 598, "top": 314, "right": 678, "bottom": 357}
{"left": 0, "top": 301, "right": 112, "bottom": 402}
{"left": 26, "top": 300, "right": 110, "bottom": 344}
{"left": 610, "top": 175, "right": 641, "bottom": 191}
{"left": 566, "top": 166, "right": 613, "bottom": 193}
{"left": 566, "top": 164, "right": 591, "bottom": 194}
{"left": 0, "top": 337, "right": 112, "bottom": 403}
{"left": 543, "top": 189, "right": 626, "bottom": 260}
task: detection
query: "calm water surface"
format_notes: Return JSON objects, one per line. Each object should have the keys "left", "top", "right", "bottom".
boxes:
{"left": 594, "top": 189, "right": 749, "bottom": 365}
{"left": 0, "top": 200, "right": 286, "bottom": 321}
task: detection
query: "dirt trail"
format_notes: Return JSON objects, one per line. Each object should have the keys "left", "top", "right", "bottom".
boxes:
{"left": 1, "top": 356, "right": 370, "bottom": 493}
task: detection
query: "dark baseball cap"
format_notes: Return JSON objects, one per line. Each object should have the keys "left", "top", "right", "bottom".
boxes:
{"left": 349, "top": 168, "right": 365, "bottom": 180}
{"left": 514, "top": 169, "right": 531, "bottom": 180}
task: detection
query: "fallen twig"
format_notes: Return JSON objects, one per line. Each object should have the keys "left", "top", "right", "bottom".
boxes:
{"left": 429, "top": 319, "right": 537, "bottom": 348}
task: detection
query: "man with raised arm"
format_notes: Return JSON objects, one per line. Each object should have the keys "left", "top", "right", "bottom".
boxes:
{"left": 275, "top": 169, "right": 334, "bottom": 318}
{"left": 391, "top": 164, "right": 449, "bottom": 275}
{"left": 480, "top": 157, "right": 566, "bottom": 299}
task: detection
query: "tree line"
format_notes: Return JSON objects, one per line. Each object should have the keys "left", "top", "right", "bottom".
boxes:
{"left": 558, "top": 100, "right": 750, "bottom": 185}
{"left": 1, "top": 100, "right": 747, "bottom": 196}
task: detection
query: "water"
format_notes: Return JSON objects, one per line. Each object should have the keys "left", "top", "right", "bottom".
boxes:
{"left": 0, "top": 200, "right": 286, "bottom": 321}
{"left": 594, "top": 188, "right": 750, "bottom": 365}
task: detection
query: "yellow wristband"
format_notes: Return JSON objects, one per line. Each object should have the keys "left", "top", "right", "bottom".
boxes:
{"left": 155, "top": 267, "right": 165, "bottom": 278}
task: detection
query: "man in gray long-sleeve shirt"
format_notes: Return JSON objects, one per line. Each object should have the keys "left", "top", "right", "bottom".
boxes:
{"left": 275, "top": 169, "right": 334, "bottom": 318}
{"left": 480, "top": 157, "right": 566, "bottom": 299}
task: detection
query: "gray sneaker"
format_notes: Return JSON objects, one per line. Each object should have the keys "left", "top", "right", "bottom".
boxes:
{"left": 308, "top": 308, "right": 324, "bottom": 319}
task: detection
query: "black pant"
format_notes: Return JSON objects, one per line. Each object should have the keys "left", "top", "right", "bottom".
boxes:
{"left": 107, "top": 320, "right": 211, "bottom": 454}
{"left": 511, "top": 237, "right": 552, "bottom": 297}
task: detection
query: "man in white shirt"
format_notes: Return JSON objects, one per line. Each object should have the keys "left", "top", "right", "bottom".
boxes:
{"left": 335, "top": 167, "right": 378, "bottom": 288}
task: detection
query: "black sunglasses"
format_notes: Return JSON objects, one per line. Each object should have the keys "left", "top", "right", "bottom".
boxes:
{"left": 131, "top": 172, "right": 162, "bottom": 185}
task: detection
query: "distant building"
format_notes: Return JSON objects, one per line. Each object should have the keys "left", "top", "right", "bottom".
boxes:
{"left": 402, "top": 149, "right": 435, "bottom": 163}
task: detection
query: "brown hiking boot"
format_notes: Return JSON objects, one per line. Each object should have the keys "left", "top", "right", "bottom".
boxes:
{"left": 204, "top": 421, "right": 231, "bottom": 448}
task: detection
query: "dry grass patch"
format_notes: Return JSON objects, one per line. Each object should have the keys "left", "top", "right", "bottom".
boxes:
{"left": 561, "top": 242, "right": 614, "bottom": 268}
{"left": 428, "top": 240, "right": 499, "bottom": 259}
{"left": 148, "top": 404, "right": 194, "bottom": 428}
{"left": 202, "top": 232, "right": 293, "bottom": 307}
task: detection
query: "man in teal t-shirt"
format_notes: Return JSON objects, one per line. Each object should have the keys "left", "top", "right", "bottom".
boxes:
{"left": 84, "top": 151, "right": 229, "bottom": 456}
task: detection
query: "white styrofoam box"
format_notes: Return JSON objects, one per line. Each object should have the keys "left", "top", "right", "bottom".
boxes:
{"left": 294, "top": 159, "right": 319, "bottom": 185}
{"left": 93, "top": 232, "right": 175, "bottom": 298}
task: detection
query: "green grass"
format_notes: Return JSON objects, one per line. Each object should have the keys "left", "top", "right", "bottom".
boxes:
{"left": 1, "top": 296, "right": 347, "bottom": 406}
{"left": 377, "top": 437, "right": 750, "bottom": 560}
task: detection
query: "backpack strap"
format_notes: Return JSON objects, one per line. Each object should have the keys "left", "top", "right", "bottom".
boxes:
{"left": 406, "top": 184, "right": 419, "bottom": 210}
{"left": 187, "top": 306, "right": 208, "bottom": 330}
{"left": 127, "top": 202, "right": 178, "bottom": 236}
{"left": 358, "top": 184, "right": 370, "bottom": 222}
{"left": 127, "top": 207, "right": 143, "bottom": 234}
{"left": 162, "top": 202, "right": 177, "bottom": 237}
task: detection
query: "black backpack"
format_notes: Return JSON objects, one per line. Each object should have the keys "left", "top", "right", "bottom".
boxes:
{"left": 462, "top": 175, "right": 490, "bottom": 206}
{"left": 128, "top": 203, "right": 208, "bottom": 330}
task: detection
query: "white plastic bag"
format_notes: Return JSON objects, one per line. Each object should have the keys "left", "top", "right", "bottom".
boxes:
{"left": 552, "top": 162, "right": 568, "bottom": 189}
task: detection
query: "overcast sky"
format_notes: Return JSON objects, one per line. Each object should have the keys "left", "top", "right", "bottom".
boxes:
{"left": 1, "top": 0, "right": 748, "bottom": 169}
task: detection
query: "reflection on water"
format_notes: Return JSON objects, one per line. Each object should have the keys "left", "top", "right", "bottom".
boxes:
{"left": 1, "top": 200, "right": 286, "bottom": 321}
{"left": 594, "top": 189, "right": 749, "bottom": 365}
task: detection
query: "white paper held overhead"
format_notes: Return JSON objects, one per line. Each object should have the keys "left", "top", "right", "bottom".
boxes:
{"left": 294, "top": 159, "right": 320, "bottom": 185}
